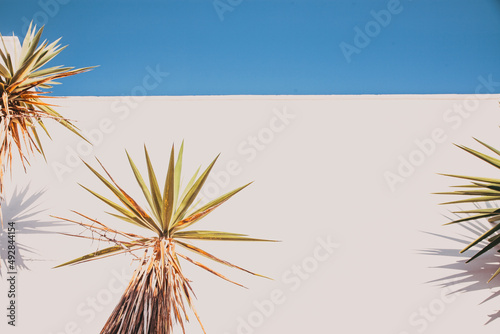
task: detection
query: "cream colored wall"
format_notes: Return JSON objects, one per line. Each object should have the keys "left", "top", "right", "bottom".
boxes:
{"left": 0, "top": 36, "right": 21, "bottom": 68}
{"left": 1, "top": 94, "right": 500, "bottom": 333}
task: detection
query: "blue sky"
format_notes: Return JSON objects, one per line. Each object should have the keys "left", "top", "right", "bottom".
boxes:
{"left": 1, "top": 0, "right": 500, "bottom": 96}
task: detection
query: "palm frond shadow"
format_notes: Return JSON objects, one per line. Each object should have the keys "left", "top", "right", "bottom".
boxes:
{"left": 421, "top": 203, "right": 500, "bottom": 325}
{"left": 0, "top": 185, "right": 63, "bottom": 272}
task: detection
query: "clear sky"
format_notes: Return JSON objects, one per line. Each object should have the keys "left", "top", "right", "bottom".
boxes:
{"left": 1, "top": 0, "right": 500, "bottom": 96}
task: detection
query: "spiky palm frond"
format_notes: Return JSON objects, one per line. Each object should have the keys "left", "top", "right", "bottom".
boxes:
{"left": 55, "top": 143, "right": 275, "bottom": 334}
{"left": 438, "top": 137, "right": 500, "bottom": 283}
{"left": 0, "top": 22, "right": 94, "bottom": 198}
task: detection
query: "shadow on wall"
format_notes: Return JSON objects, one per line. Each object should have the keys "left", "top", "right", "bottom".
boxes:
{"left": 421, "top": 207, "right": 500, "bottom": 325}
{"left": 0, "top": 185, "right": 63, "bottom": 272}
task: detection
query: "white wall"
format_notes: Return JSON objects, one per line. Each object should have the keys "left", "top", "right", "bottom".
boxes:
{"left": 0, "top": 36, "right": 21, "bottom": 68}
{"left": 1, "top": 94, "right": 500, "bottom": 333}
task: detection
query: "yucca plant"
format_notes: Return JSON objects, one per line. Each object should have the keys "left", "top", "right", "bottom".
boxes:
{"left": 438, "top": 137, "right": 500, "bottom": 283}
{"left": 54, "top": 143, "right": 274, "bottom": 334}
{"left": 0, "top": 23, "right": 93, "bottom": 203}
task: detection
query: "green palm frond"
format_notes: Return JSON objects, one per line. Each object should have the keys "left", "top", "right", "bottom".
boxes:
{"left": 0, "top": 22, "right": 94, "bottom": 200}
{"left": 55, "top": 143, "right": 276, "bottom": 334}
{"left": 439, "top": 137, "right": 500, "bottom": 283}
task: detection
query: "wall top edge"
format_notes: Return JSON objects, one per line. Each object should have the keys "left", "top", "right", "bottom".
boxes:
{"left": 51, "top": 94, "right": 500, "bottom": 101}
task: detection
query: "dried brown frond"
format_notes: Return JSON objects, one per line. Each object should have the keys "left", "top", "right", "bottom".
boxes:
{"left": 101, "top": 239, "right": 205, "bottom": 334}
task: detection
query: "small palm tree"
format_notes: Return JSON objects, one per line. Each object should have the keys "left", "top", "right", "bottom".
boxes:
{"left": 0, "top": 23, "right": 93, "bottom": 203}
{"left": 55, "top": 143, "right": 275, "bottom": 334}
{"left": 438, "top": 137, "right": 500, "bottom": 283}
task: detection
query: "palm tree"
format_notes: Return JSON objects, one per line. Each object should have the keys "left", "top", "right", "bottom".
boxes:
{"left": 55, "top": 143, "right": 275, "bottom": 333}
{"left": 0, "top": 23, "right": 93, "bottom": 209}
{"left": 439, "top": 137, "right": 500, "bottom": 283}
